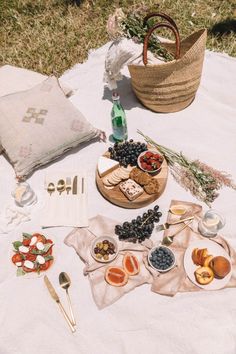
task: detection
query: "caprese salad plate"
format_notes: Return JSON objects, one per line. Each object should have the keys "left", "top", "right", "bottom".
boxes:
{"left": 11, "top": 232, "right": 55, "bottom": 278}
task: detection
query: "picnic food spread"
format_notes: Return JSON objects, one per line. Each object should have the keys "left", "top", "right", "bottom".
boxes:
{"left": 96, "top": 140, "right": 168, "bottom": 208}
{"left": 0, "top": 8, "right": 236, "bottom": 353}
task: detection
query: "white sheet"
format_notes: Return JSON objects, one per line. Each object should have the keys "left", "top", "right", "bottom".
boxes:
{"left": 0, "top": 43, "right": 236, "bottom": 354}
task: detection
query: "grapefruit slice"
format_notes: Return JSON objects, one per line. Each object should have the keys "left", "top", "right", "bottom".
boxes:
{"left": 105, "top": 266, "right": 128, "bottom": 287}
{"left": 123, "top": 252, "right": 140, "bottom": 276}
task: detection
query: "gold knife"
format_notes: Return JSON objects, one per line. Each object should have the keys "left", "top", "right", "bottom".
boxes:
{"left": 72, "top": 175, "right": 78, "bottom": 195}
{"left": 44, "top": 275, "right": 76, "bottom": 333}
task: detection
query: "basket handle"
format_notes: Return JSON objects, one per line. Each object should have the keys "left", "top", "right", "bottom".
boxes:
{"left": 143, "top": 22, "right": 180, "bottom": 65}
{"left": 143, "top": 12, "right": 179, "bottom": 35}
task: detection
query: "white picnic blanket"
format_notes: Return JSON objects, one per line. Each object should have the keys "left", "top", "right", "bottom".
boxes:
{"left": 0, "top": 43, "right": 236, "bottom": 354}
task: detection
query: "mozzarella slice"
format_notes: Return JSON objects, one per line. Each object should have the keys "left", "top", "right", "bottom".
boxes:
{"left": 36, "top": 242, "right": 44, "bottom": 251}
{"left": 24, "top": 260, "right": 34, "bottom": 269}
{"left": 16, "top": 261, "right": 22, "bottom": 267}
{"left": 97, "top": 156, "right": 119, "bottom": 177}
{"left": 19, "top": 246, "right": 29, "bottom": 253}
{"left": 30, "top": 236, "right": 37, "bottom": 246}
{"left": 36, "top": 255, "right": 45, "bottom": 264}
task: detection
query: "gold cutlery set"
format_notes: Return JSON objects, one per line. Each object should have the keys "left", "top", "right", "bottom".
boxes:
{"left": 44, "top": 274, "right": 76, "bottom": 333}
{"left": 47, "top": 176, "right": 85, "bottom": 196}
{"left": 157, "top": 216, "right": 195, "bottom": 246}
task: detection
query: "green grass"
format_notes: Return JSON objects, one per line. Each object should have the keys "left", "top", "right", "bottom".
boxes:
{"left": 0, "top": 0, "right": 235, "bottom": 76}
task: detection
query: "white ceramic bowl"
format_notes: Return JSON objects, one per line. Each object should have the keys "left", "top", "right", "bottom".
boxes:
{"left": 137, "top": 149, "right": 164, "bottom": 174}
{"left": 148, "top": 245, "right": 176, "bottom": 272}
{"left": 91, "top": 236, "right": 119, "bottom": 263}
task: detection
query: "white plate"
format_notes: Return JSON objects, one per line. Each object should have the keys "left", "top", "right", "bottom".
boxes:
{"left": 184, "top": 239, "right": 232, "bottom": 290}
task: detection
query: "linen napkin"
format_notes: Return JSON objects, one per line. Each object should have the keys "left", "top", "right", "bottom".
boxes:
{"left": 64, "top": 215, "right": 153, "bottom": 309}
{"left": 41, "top": 172, "right": 88, "bottom": 228}
{"left": 148, "top": 200, "right": 236, "bottom": 296}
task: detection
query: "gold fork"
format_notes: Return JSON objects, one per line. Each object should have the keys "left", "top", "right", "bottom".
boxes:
{"left": 162, "top": 220, "right": 193, "bottom": 246}
{"left": 66, "top": 177, "right": 72, "bottom": 195}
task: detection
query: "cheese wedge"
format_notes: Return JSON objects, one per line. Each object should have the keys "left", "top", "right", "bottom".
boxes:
{"left": 98, "top": 156, "right": 119, "bottom": 177}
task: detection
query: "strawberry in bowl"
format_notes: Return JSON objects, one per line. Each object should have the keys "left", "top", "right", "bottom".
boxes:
{"left": 137, "top": 150, "right": 164, "bottom": 174}
{"left": 11, "top": 232, "right": 54, "bottom": 276}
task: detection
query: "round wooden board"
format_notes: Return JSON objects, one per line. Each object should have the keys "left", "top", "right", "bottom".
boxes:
{"left": 96, "top": 153, "right": 168, "bottom": 209}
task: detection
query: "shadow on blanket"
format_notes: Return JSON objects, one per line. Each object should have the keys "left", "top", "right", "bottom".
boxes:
{"left": 103, "top": 75, "right": 145, "bottom": 111}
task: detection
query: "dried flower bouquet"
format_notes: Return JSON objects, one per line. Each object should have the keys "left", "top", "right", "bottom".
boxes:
{"left": 138, "top": 130, "right": 236, "bottom": 205}
{"left": 106, "top": 6, "right": 174, "bottom": 62}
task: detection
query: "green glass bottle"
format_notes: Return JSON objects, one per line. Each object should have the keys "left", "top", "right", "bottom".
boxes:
{"left": 111, "top": 92, "right": 128, "bottom": 142}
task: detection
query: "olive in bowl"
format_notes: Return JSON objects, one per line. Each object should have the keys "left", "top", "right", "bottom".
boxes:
{"left": 137, "top": 150, "right": 164, "bottom": 174}
{"left": 148, "top": 245, "right": 176, "bottom": 272}
{"left": 91, "top": 236, "right": 118, "bottom": 263}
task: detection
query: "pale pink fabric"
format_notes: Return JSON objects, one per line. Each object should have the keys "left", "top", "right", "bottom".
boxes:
{"left": 64, "top": 201, "right": 236, "bottom": 308}
{"left": 64, "top": 215, "right": 153, "bottom": 309}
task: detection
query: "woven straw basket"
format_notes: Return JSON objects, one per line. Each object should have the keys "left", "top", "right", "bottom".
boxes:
{"left": 128, "top": 13, "right": 207, "bottom": 113}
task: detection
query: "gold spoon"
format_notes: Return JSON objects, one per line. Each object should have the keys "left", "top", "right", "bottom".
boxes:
{"left": 162, "top": 220, "right": 193, "bottom": 246}
{"left": 47, "top": 182, "right": 55, "bottom": 196}
{"left": 57, "top": 179, "right": 65, "bottom": 195}
{"left": 59, "top": 272, "right": 76, "bottom": 327}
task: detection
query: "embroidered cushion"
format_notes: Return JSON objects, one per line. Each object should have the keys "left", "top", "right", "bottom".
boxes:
{"left": 0, "top": 76, "right": 101, "bottom": 178}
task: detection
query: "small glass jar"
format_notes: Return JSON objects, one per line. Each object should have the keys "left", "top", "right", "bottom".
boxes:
{"left": 12, "top": 182, "right": 37, "bottom": 207}
{"left": 198, "top": 209, "right": 225, "bottom": 237}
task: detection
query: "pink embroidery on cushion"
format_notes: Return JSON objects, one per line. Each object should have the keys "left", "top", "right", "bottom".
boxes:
{"left": 18, "top": 145, "right": 32, "bottom": 158}
{"left": 70, "top": 119, "right": 85, "bottom": 132}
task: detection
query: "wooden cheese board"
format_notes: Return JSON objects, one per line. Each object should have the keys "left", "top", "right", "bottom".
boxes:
{"left": 96, "top": 151, "right": 168, "bottom": 209}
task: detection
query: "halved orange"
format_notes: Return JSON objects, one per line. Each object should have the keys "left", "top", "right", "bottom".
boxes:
{"left": 123, "top": 252, "right": 140, "bottom": 276}
{"left": 105, "top": 266, "right": 128, "bottom": 287}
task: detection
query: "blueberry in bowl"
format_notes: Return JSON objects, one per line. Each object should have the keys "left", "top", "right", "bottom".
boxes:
{"left": 148, "top": 245, "right": 176, "bottom": 272}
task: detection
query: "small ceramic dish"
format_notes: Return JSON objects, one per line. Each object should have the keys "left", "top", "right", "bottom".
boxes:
{"left": 169, "top": 205, "right": 188, "bottom": 216}
{"left": 137, "top": 150, "right": 164, "bottom": 174}
{"left": 91, "top": 236, "right": 119, "bottom": 263}
{"left": 148, "top": 245, "right": 176, "bottom": 272}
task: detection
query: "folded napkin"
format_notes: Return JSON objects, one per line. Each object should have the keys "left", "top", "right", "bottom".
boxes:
{"left": 41, "top": 172, "right": 88, "bottom": 228}
{"left": 64, "top": 215, "right": 153, "bottom": 309}
{"left": 148, "top": 200, "right": 236, "bottom": 296}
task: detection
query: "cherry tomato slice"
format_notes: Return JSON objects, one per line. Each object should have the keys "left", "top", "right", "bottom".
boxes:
{"left": 40, "top": 260, "right": 52, "bottom": 271}
{"left": 12, "top": 253, "right": 23, "bottom": 264}
{"left": 22, "top": 238, "right": 31, "bottom": 246}
{"left": 25, "top": 253, "right": 37, "bottom": 262}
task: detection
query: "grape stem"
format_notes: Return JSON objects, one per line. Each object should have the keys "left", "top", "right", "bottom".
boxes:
{"left": 141, "top": 214, "right": 153, "bottom": 227}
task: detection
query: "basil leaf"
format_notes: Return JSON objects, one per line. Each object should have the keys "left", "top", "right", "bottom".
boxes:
{"left": 13, "top": 241, "right": 22, "bottom": 250}
{"left": 17, "top": 267, "right": 25, "bottom": 277}
{"left": 44, "top": 255, "right": 53, "bottom": 261}
{"left": 22, "top": 232, "right": 32, "bottom": 239}
{"left": 31, "top": 249, "right": 41, "bottom": 255}
{"left": 43, "top": 243, "right": 53, "bottom": 253}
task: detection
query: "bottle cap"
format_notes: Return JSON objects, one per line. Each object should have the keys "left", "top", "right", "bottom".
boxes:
{"left": 112, "top": 91, "right": 120, "bottom": 101}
